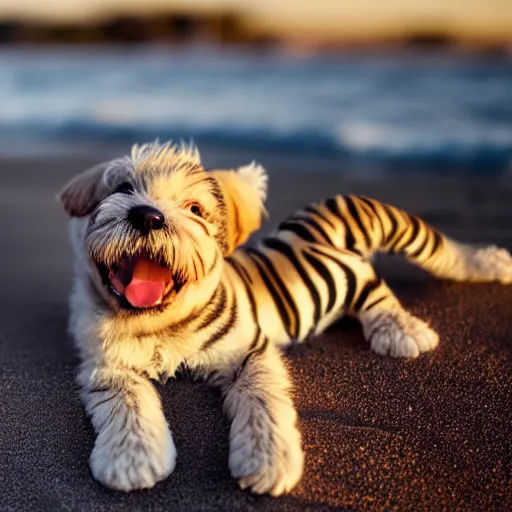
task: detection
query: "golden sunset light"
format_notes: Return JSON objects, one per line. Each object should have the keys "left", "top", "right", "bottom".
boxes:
{"left": 0, "top": 0, "right": 511, "bottom": 43}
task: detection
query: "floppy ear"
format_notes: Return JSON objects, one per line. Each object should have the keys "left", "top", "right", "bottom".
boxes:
{"left": 211, "top": 162, "right": 268, "bottom": 256}
{"left": 59, "top": 158, "right": 130, "bottom": 217}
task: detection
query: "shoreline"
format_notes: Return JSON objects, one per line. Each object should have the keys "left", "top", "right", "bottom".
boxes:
{"left": 0, "top": 17, "right": 511, "bottom": 54}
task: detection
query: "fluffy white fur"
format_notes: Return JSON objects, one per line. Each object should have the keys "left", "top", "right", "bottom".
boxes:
{"left": 236, "top": 161, "right": 268, "bottom": 202}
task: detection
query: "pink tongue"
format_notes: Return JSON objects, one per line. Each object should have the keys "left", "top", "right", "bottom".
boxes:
{"left": 125, "top": 279, "right": 165, "bottom": 308}
{"left": 124, "top": 259, "right": 171, "bottom": 308}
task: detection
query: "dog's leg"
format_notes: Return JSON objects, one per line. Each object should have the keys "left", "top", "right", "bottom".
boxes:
{"left": 216, "top": 339, "right": 304, "bottom": 496}
{"left": 437, "top": 242, "right": 512, "bottom": 283}
{"left": 77, "top": 363, "right": 176, "bottom": 492}
{"left": 354, "top": 276, "right": 439, "bottom": 358}
{"left": 355, "top": 197, "right": 512, "bottom": 283}
{"left": 398, "top": 237, "right": 512, "bottom": 284}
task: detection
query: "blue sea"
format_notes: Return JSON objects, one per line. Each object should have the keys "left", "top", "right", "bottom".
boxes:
{"left": 1, "top": 46, "right": 511, "bottom": 172}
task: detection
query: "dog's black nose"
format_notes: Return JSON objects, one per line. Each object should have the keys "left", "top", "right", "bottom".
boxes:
{"left": 128, "top": 205, "right": 165, "bottom": 234}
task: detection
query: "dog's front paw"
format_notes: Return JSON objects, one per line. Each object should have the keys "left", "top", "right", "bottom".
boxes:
{"left": 229, "top": 406, "right": 304, "bottom": 496}
{"left": 90, "top": 418, "right": 176, "bottom": 492}
{"left": 367, "top": 310, "right": 439, "bottom": 358}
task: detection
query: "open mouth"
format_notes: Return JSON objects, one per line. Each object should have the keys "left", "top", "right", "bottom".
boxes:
{"left": 96, "top": 253, "right": 181, "bottom": 310}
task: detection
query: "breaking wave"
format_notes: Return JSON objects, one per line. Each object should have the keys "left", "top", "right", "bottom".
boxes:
{"left": 1, "top": 47, "right": 511, "bottom": 171}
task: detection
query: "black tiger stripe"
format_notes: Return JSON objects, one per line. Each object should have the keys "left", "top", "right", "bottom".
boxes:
{"left": 428, "top": 228, "right": 444, "bottom": 258}
{"left": 228, "top": 259, "right": 258, "bottom": 322}
{"left": 197, "top": 282, "right": 227, "bottom": 330}
{"left": 309, "top": 246, "right": 358, "bottom": 312}
{"left": 388, "top": 223, "right": 409, "bottom": 253}
{"left": 363, "top": 295, "right": 388, "bottom": 311}
{"left": 301, "top": 250, "right": 337, "bottom": 315}
{"left": 353, "top": 278, "right": 383, "bottom": 312}
{"left": 229, "top": 256, "right": 253, "bottom": 284}
{"left": 408, "top": 228, "right": 431, "bottom": 259}
{"left": 263, "top": 238, "right": 322, "bottom": 325}
{"left": 393, "top": 209, "right": 414, "bottom": 251}
{"left": 201, "top": 286, "right": 238, "bottom": 350}
{"left": 250, "top": 334, "right": 269, "bottom": 359}
{"left": 248, "top": 326, "right": 263, "bottom": 351}
{"left": 382, "top": 204, "right": 400, "bottom": 246}
{"left": 294, "top": 215, "right": 332, "bottom": 244}
{"left": 246, "top": 248, "right": 301, "bottom": 339}
{"left": 358, "top": 197, "right": 385, "bottom": 243}
{"left": 278, "top": 220, "right": 316, "bottom": 243}
{"left": 337, "top": 261, "right": 358, "bottom": 313}
{"left": 325, "top": 197, "right": 357, "bottom": 252}
{"left": 325, "top": 197, "right": 342, "bottom": 220}
{"left": 356, "top": 197, "right": 376, "bottom": 232}
{"left": 245, "top": 249, "right": 292, "bottom": 333}
{"left": 240, "top": 335, "right": 269, "bottom": 373}
{"left": 303, "top": 204, "right": 336, "bottom": 229}
{"left": 396, "top": 215, "right": 421, "bottom": 254}
{"left": 344, "top": 196, "right": 372, "bottom": 250}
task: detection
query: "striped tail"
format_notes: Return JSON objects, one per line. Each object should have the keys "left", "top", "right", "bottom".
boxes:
{"left": 285, "top": 195, "right": 512, "bottom": 284}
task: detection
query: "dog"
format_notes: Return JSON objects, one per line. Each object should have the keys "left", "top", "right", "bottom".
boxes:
{"left": 60, "top": 141, "right": 512, "bottom": 495}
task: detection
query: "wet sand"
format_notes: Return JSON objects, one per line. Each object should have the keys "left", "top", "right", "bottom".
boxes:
{"left": 1, "top": 150, "right": 511, "bottom": 511}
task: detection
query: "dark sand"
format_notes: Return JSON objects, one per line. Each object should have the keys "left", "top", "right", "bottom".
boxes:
{"left": 0, "top": 150, "right": 511, "bottom": 511}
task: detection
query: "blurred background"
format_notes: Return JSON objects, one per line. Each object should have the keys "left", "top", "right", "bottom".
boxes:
{"left": 0, "top": 0, "right": 511, "bottom": 171}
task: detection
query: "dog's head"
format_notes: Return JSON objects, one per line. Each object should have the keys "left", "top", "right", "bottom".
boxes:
{"left": 60, "top": 141, "right": 267, "bottom": 324}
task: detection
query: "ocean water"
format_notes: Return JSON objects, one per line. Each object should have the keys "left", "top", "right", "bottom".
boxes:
{"left": 0, "top": 46, "right": 511, "bottom": 172}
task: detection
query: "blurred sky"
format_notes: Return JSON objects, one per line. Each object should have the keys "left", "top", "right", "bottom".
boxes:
{"left": 0, "top": 0, "right": 511, "bottom": 43}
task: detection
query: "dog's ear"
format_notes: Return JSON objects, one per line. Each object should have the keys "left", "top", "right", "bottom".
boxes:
{"left": 211, "top": 162, "right": 268, "bottom": 256}
{"left": 59, "top": 158, "right": 130, "bottom": 217}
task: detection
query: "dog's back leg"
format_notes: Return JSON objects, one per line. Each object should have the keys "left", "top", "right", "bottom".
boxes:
{"left": 308, "top": 248, "right": 440, "bottom": 358}
{"left": 350, "top": 272, "right": 440, "bottom": 358}
{"left": 350, "top": 196, "right": 512, "bottom": 284}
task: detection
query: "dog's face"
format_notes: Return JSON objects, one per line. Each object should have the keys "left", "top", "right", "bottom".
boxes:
{"left": 60, "top": 142, "right": 267, "bottom": 325}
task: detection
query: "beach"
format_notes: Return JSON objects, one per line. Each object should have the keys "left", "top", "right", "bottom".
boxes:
{"left": 0, "top": 149, "right": 511, "bottom": 511}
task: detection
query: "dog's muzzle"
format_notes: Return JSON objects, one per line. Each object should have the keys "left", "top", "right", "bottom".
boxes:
{"left": 128, "top": 205, "right": 165, "bottom": 235}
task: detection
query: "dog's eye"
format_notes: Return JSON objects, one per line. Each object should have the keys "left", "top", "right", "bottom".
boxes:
{"left": 115, "top": 182, "right": 135, "bottom": 195}
{"left": 185, "top": 202, "right": 204, "bottom": 217}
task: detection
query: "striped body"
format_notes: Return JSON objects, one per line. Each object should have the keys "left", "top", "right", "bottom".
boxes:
{"left": 215, "top": 194, "right": 456, "bottom": 350}
{"left": 107, "top": 191, "right": 511, "bottom": 373}
{"left": 227, "top": 236, "right": 371, "bottom": 346}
